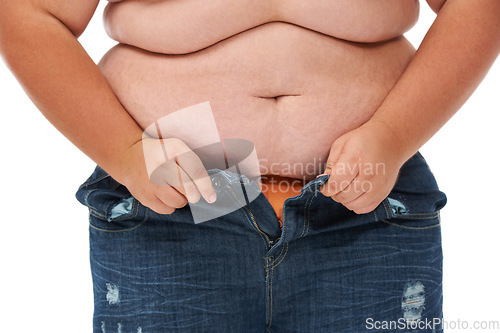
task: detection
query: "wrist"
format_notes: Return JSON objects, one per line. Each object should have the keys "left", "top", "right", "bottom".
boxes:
{"left": 100, "top": 136, "right": 145, "bottom": 186}
{"left": 360, "top": 118, "right": 416, "bottom": 166}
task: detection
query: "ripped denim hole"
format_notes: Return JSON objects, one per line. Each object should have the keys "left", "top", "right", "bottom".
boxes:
{"left": 402, "top": 280, "right": 425, "bottom": 323}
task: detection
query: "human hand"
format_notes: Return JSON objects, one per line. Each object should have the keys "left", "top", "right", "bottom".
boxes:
{"left": 320, "top": 121, "right": 408, "bottom": 214}
{"left": 115, "top": 137, "right": 217, "bottom": 214}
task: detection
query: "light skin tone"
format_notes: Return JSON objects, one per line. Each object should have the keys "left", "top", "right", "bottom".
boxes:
{"left": 320, "top": 0, "right": 500, "bottom": 213}
{"left": 0, "top": 0, "right": 499, "bottom": 215}
{"left": 0, "top": 0, "right": 216, "bottom": 214}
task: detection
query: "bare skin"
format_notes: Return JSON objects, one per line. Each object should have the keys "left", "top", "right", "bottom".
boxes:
{"left": 99, "top": 22, "right": 416, "bottom": 179}
{"left": 98, "top": 0, "right": 418, "bottom": 205}
{"left": 320, "top": 0, "right": 500, "bottom": 213}
{"left": 0, "top": 0, "right": 499, "bottom": 215}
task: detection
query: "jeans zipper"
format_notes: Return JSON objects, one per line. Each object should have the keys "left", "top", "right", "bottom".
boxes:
{"left": 226, "top": 185, "right": 276, "bottom": 247}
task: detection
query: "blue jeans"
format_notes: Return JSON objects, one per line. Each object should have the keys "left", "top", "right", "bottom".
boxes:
{"left": 76, "top": 152, "right": 447, "bottom": 333}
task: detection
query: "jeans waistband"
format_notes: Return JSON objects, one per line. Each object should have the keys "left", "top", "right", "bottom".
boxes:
{"left": 76, "top": 151, "right": 447, "bottom": 226}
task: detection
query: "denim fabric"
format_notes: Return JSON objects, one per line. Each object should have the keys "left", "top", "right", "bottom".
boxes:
{"left": 76, "top": 152, "right": 447, "bottom": 333}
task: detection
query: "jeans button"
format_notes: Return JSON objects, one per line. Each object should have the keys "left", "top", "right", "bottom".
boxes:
{"left": 211, "top": 174, "right": 224, "bottom": 191}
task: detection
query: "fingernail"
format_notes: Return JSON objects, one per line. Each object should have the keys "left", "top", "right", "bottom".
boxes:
{"left": 208, "top": 193, "right": 217, "bottom": 203}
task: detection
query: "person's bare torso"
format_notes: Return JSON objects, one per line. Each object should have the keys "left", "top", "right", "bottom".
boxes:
{"left": 99, "top": 0, "right": 419, "bottom": 179}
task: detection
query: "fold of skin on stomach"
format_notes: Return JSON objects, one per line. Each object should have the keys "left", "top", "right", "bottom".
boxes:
{"left": 99, "top": 22, "right": 416, "bottom": 179}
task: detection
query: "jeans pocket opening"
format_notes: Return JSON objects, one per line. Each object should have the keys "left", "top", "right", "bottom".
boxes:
{"left": 380, "top": 195, "right": 443, "bottom": 230}
{"left": 88, "top": 208, "right": 148, "bottom": 233}
{"left": 380, "top": 214, "right": 441, "bottom": 230}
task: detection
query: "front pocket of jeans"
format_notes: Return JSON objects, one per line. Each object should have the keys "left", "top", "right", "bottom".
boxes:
{"left": 381, "top": 212, "right": 441, "bottom": 230}
{"left": 379, "top": 192, "right": 445, "bottom": 230}
{"left": 76, "top": 166, "right": 147, "bottom": 231}
{"left": 87, "top": 190, "right": 148, "bottom": 232}
{"left": 88, "top": 205, "right": 147, "bottom": 232}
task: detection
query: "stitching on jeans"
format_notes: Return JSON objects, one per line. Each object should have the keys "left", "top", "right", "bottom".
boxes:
{"left": 270, "top": 263, "right": 274, "bottom": 328}
{"left": 227, "top": 185, "right": 272, "bottom": 247}
{"left": 300, "top": 189, "right": 317, "bottom": 238}
{"left": 394, "top": 212, "right": 440, "bottom": 220}
{"left": 100, "top": 183, "right": 124, "bottom": 219}
{"left": 380, "top": 217, "right": 441, "bottom": 230}
{"left": 89, "top": 209, "right": 106, "bottom": 219}
{"left": 270, "top": 242, "right": 285, "bottom": 265}
{"left": 84, "top": 190, "right": 107, "bottom": 219}
{"left": 282, "top": 194, "right": 289, "bottom": 244}
{"left": 383, "top": 199, "right": 392, "bottom": 219}
{"left": 266, "top": 260, "right": 274, "bottom": 330}
{"left": 86, "top": 179, "right": 124, "bottom": 220}
{"left": 238, "top": 208, "right": 268, "bottom": 248}
{"left": 269, "top": 243, "right": 285, "bottom": 267}
{"left": 300, "top": 191, "right": 315, "bottom": 238}
{"left": 299, "top": 195, "right": 309, "bottom": 238}
{"left": 395, "top": 212, "right": 440, "bottom": 219}
{"left": 265, "top": 259, "right": 271, "bottom": 329}
{"left": 78, "top": 173, "right": 110, "bottom": 189}
{"left": 270, "top": 243, "right": 289, "bottom": 269}
{"left": 304, "top": 194, "right": 312, "bottom": 237}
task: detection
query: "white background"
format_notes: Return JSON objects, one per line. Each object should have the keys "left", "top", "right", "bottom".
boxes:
{"left": 0, "top": 2, "right": 499, "bottom": 332}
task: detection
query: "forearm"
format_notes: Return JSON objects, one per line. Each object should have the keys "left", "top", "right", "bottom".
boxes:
{"left": 0, "top": 3, "right": 143, "bottom": 182}
{"left": 368, "top": 0, "right": 500, "bottom": 162}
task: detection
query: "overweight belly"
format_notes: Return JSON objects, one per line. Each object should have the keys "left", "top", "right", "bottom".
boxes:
{"left": 99, "top": 22, "right": 415, "bottom": 179}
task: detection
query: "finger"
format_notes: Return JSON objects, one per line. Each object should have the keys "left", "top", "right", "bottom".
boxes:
{"left": 343, "top": 192, "right": 380, "bottom": 215}
{"left": 149, "top": 158, "right": 198, "bottom": 203}
{"left": 155, "top": 185, "right": 188, "bottom": 209}
{"left": 176, "top": 151, "right": 217, "bottom": 203}
{"left": 174, "top": 164, "right": 202, "bottom": 204}
{"left": 148, "top": 195, "right": 176, "bottom": 215}
{"left": 317, "top": 162, "right": 334, "bottom": 178}
{"left": 343, "top": 183, "right": 387, "bottom": 214}
{"left": 150, "top": 158, "right": 179, "bottom": 187}
{"left": 331, "top": 177, "right": 366, "bottom": 204}
{"left": 321, "top": 155, "right": 359, "bottom": 197}
{"left": 143, "top": 159, "right": 193, "bottom": 206}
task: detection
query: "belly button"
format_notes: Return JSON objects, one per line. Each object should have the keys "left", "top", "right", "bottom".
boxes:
{"left": 255, "top": 94, "right": 301, "bottom": 101}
